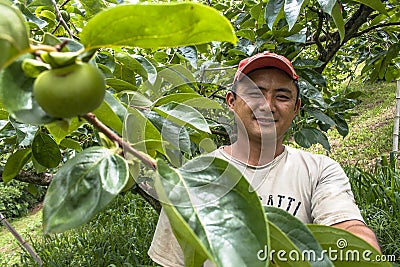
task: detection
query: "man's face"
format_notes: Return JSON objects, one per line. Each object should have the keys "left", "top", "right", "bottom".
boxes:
{"left": 227, "top": 68, "right": 300, "bottom": 144}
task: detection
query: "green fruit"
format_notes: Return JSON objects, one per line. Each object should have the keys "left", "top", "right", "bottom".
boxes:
{"left": 60, "top": 10, "right": 70, "bottom": 23}
{"left": 33, "top": 63, "right": 105, "bottom": 118}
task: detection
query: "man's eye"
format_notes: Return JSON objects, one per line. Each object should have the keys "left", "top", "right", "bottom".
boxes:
{"left": 277, "top": 95, "right": 290, "bottom": 99}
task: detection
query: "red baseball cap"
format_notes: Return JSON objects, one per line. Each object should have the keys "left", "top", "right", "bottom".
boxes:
{"left": 234, "top": 51, "right": 298, "bottom": 82}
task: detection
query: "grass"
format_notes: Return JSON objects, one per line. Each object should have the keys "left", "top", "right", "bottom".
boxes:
{"left": 1, "top": 191, "right": 158, "bottom": 267}
{"left": 305, "top": 80, "right": 396, "bottom": 166}
{"left": 0, "top": 208, "right": 43, "bottom": 266}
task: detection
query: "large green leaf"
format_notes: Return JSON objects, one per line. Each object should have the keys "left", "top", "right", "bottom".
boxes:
{"left": 32, "top": 131, "right": 61, "bottom": 168}
{"left": 43, "top": 147, "right": 129, "bottom": 233}
{"left": 316, "top": 0, "right": 336, "bottom": 15}
{"left": 115, "top": 52, "right": 157, "bottom": 85}
{"left": 284, "top": 0, "right": 306, "bottom": 31}
{"left": 106, "top": 78, "right": 137, "bottom": 92}
{"left": 304, "top": 107, "right": 336, "bottom": 126}
{"left": 265, "top": 206, "right": 334, "bottom": 266}
{"left": 154, "top": 102, "right": 211, "bottom": 134}
{"left": 267, "top": 221, "right": 311, "bottom": 266}
{"left": 2, "top": 148, "right": 31, "bottom": 183}
{"left": 144, "top": 110, "right": 191, "bottom": 155}
{"left": 308, "top": 225, "right": 392, "bottom": 266}
{"left": 80, "top": 3, "right": 237, "bottom": 50}
{"left": 93, "top": 91, "right": 126, "bottom": 135}
{"left": 80, "top": 0, "right": 107, "bottom": 17}
{"left": 265, "top": 0, "right": 284, "bottom": 30}
{"left": 331, "top": 2, "right": 345, "bottom": 42}
{"left": 45, "top": 118, "right": 84, "bottom": 144}
{"left": 0, "top": 55, "right": 55, "bottom": 125}
{"left": 351, "top": 0, "right": 388, "bottom": 16}
{"left": 157, "top": 65, "right": 198, "bottom": 94}
{"left": 0, "top": 1, "right": 30, "bottom": 69}
{"left": 294, "top": 127, "right": 330, "bottom": 151}
{"left": 155, "top": 156, "right": 269, "bottom": 267}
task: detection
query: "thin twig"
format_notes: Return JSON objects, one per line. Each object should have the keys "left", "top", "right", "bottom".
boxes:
{"left": 50, "top": 0, "right": 75, "bottom": 39}
{"left": 82, "top": 113, "right": 157, "bottom": 170}
{"left": 59, "top": 0, "right": 71, "bottom": 9}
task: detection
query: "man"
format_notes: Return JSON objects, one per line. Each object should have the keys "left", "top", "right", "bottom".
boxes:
{"left": 148, "top": 51, "right": 380, "bottom": 266}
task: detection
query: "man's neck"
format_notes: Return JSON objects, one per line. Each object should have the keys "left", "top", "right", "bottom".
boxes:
{"left": 224, "top": 138, "right": 284, "bottom": 166}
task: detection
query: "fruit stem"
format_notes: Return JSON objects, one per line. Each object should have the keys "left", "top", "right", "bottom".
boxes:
{"left": 82, "top": 113, "right": 157, "bottom": 170}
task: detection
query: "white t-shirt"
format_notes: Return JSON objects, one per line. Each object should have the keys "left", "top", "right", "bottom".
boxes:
{"left": 148, "top": 146, "right": 364, "bottom": 267}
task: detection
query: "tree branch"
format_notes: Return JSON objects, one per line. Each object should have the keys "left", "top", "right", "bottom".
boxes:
{"left": 314, "top": 10, "right": 326, "bottom": 59}
{"left": 315, "top": 4, "right": 374, "bottom": 73}
{"left": 354, "top": 22, "right": 400, "bottom": 37}
{"left": 50, "top": 0, "right": 79, "bottom": 40}
{"left": 82, "top": 113, "right": 157, "bottom": 170}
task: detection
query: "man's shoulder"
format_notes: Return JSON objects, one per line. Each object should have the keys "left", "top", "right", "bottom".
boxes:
{"left": 284, "top": 146, "right": 338, "bottom": 165}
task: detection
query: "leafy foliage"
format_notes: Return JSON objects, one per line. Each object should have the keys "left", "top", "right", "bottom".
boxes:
{"left": 0, "top": 0, "right": 398, "bottom": 266}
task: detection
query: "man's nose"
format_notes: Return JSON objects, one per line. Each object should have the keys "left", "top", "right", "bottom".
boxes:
{"left": 259, "top": 95, "right": 275, "bottom": 112}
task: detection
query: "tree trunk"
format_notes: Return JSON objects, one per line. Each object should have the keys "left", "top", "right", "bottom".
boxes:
{"left": 316, "top": 5, "right": 374, "bottom": 73}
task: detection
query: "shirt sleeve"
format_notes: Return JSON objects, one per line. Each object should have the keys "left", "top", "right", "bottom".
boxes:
{"left": 311, "top": 156, "right": 365, "bottom": 226}
{"left": 148, "top": 208, "right": 185, "bottom": 267}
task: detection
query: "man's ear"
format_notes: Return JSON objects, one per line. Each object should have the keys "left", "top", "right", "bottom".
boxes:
{"left": 294, "top": 97, "right": 301, "bottom": 113}
{"left": 226, "top": 91, "right": 236, "bottom": 112}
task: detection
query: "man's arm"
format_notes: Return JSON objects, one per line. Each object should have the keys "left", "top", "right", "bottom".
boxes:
{"left": 331, "top": 219, "right": 381, "bottom": 252}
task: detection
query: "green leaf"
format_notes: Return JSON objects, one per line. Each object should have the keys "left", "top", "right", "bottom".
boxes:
{"left": 15, "top": 2, "right": 48, "bottom": 29}
{"left": 267, "top": 221, "right": 311, "bottom": 266}
{"left": 316, "top": 0, "right": 336, "bottom": 15}
{"left": 45, "top": 118, "right": 84, "bottom": 144}
{"left": 32, "top": 132, "right": 61, "bottom": 168}
{"left": 106, "top": 78, "right": 137, "bottom": 92}
{"left": 284, "top": 0, "right": 306, "bottom": 31}
{"left": 115, "top": 52, "right": 157, "bottom": 85}
{"left": 308, "top": 224, "right": 392, "bottom": 266}
{"left": 177, "top": 46, "right": 198, "bottom": 69}
{"left": 144, "top": 110, "right": 191, "bottom": 155}
{"left": 293, "top": 58, "right": 324, "bottom": 69}
{"left": 305, "top": 107, "right": 336, "bottom": 126}
{"left": 120, "top": 91, "right": 152, "bottom": 107}
{"left": 157, "top": 65, "right": 198, "bottom": 93}
{"left": 59, "top": 138, "right": 82, "bottom": 152}
{"left": 79, "top": 0, "right": 107, "bottom": 17}
{"left": 43, "top": 147, "right": 129, "bottom": 233}
{"left": 93, "top": 91, "right": 126, "bottom": 135}
{"left": 331, "top": 2, "right": 345, "bottom": 43}
{"left": 265, "top": 0, "right": 284, "bottom": 30}
{"left": 155, "top": 156, "right": 269, "bottom": 267}
{"left": 0, "top": 55, "right": 55, "bottom": 125}
{"left": 294, "top": 128, "right": 318, "bottom": 148}
{"left": 0, "top": 2, "right": 30, "bottom": 69}
{"left": 153, "top": 93, "right": 222, "bottom": 110}
{"left": 265, "top": 206, "right": 334, "bottom": 266}
{"left": 123, "top": 107, "right": 162, "bottom": 154}
{"left": 80, "top": 3, "right": 237, "bottom": 50}
{"left": 154, "top": 102, "right": 211, "bottom": 134}
{"left": 2, "top": 148, "right": 32, "bottom": 183}
{"left": 351, "top": 0, "right": 388, "bottom": 16}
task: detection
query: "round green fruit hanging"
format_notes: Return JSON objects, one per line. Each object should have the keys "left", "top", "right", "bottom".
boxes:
{"left": 33, "top": 62, "right": 106, "bottom": 118}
